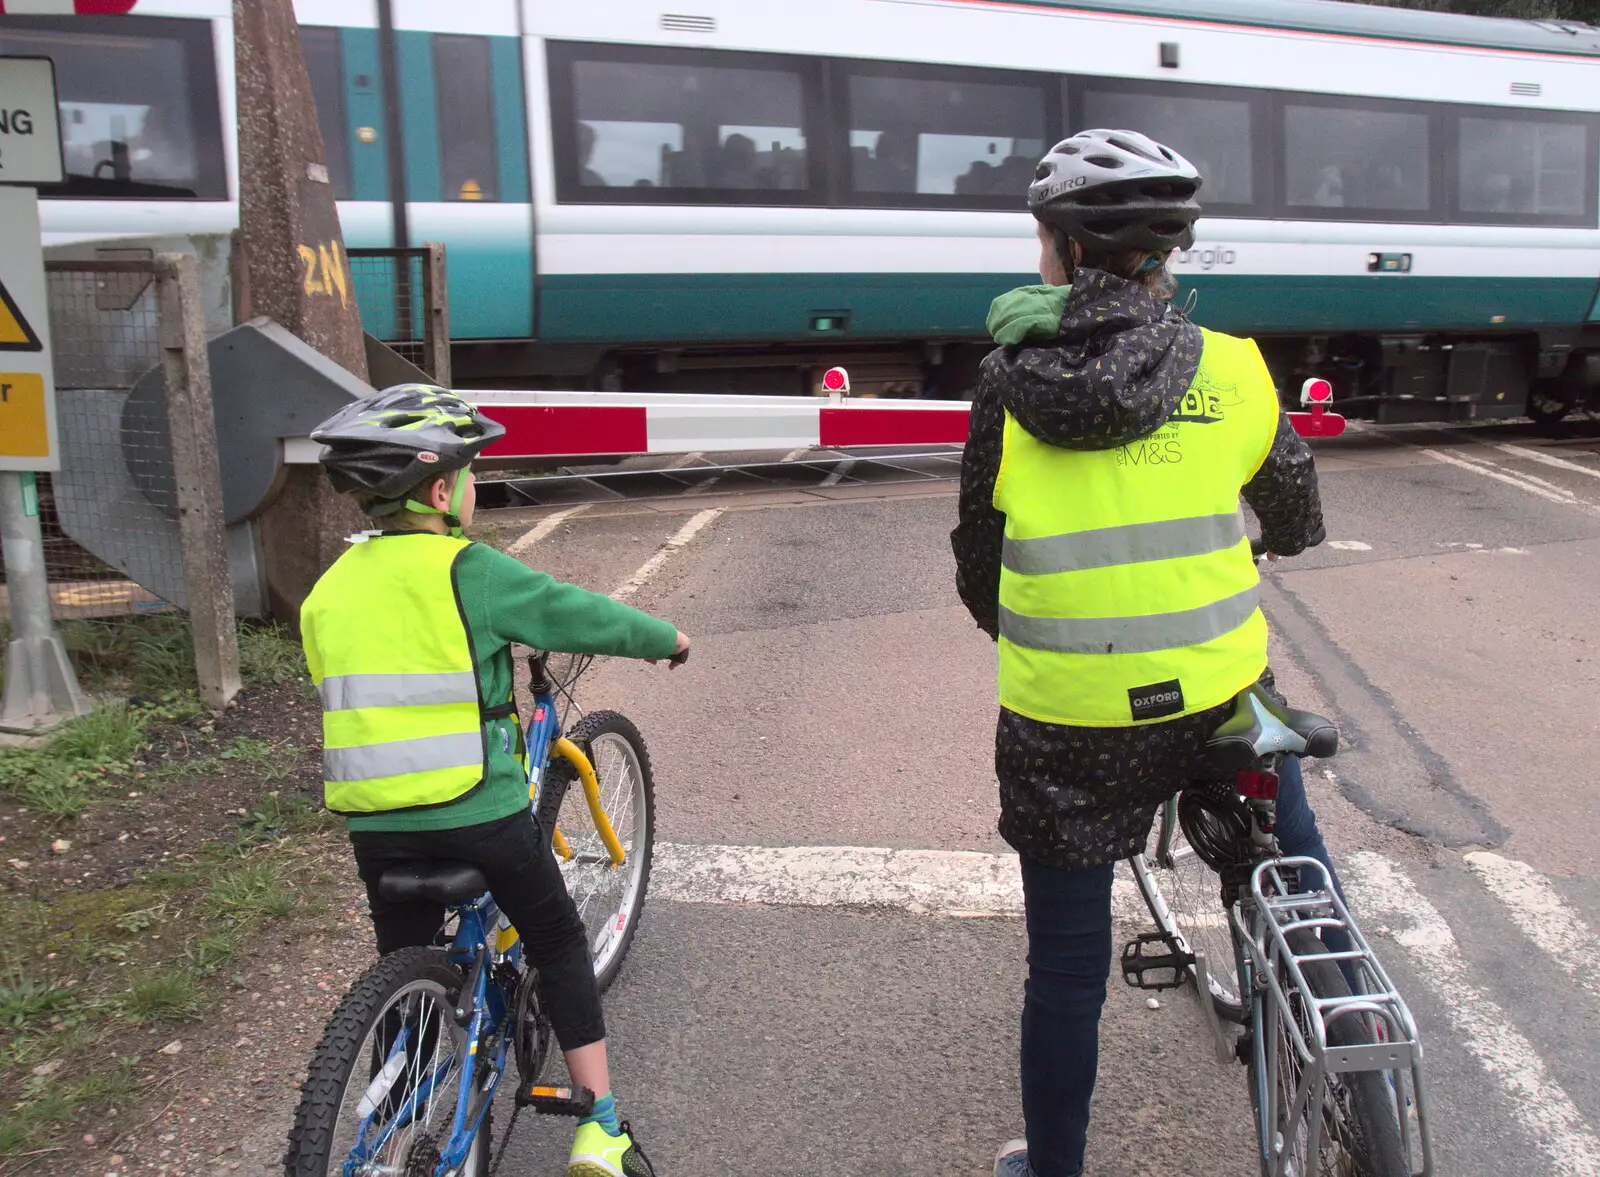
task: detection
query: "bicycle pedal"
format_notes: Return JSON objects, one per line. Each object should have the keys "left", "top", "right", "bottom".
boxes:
{"left": 516, "top": 1083, "right": 596, "bottom": 1117}
{"left": 1120, "top": 932, "right": 1192, "bottom": 991}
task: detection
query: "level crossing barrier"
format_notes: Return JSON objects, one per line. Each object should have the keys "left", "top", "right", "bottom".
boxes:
{"left": 279, "top": 381, "right": 1345, "bottom": 466}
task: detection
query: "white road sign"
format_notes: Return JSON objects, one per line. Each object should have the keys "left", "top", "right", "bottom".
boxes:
{"left": 0, "top": 57, "right": 63, "bottom": 186}
{"left": 0, "top": 186, "right": 58, "bottom": 472}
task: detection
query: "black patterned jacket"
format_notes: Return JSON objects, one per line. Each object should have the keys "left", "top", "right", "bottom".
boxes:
{"left": 951, "top": 269, "right": 1325, "bottom": 870}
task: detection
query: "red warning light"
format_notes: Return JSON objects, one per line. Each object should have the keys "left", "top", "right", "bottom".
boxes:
{"left": 1301, "top": 378, "right": 1333, "bottom": 406}
{"left": 822, "top": 367, "right": 850, "bottom": 393}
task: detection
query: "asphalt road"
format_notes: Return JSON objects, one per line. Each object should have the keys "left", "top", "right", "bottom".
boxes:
{"left": 486, "top": 418, "right": 1600, "bottom": 1177}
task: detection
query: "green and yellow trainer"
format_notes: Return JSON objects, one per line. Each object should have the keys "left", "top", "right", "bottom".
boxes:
{"left": 567, "top": 1120, "right": 656, "bottom": 1177}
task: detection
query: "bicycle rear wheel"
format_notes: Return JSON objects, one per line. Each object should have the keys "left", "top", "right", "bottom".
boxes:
{"left": 1249, "top": 929, "right": 1409, "bottom": 1177}
{"left": 1131, "top": 801, "right": 1245, "bottom": 1021}
{"left": 285, "top": 947, "right": 490, "bottom": 1177}
{"left": 537, "top": 710, "right": 655, "bottom": 992}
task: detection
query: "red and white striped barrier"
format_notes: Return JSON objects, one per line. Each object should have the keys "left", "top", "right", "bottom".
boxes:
{"left": 0, "top": 1, "right": 137, "bottom": 11}
{"left": 282, "top": 386, "right": 1344, "bottom": 464}
{"left": 468, "top": 391, "right": 974, "bottom": 459}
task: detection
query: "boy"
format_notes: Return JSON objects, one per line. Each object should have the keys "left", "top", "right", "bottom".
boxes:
{"left": 300, "top": 384, "right": 689, "bottom": 1177}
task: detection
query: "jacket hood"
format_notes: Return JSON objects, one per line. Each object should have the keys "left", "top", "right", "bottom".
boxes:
{"left": 981, "top": 267, "right": 1203, "bottom": 452}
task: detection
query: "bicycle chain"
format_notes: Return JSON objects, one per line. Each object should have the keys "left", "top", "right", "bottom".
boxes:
{"left": 488, "top": 1099, "right": 524, "bottom": 1176}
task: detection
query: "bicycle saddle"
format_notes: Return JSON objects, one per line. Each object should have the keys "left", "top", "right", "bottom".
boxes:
{"left": 1205, "top": 684, "right": 1338, "bottom": 775}
{"left": 377, "top": 861, "right": 489, "bottom": 905}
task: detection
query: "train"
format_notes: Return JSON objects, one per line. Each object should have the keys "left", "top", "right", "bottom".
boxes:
{"left": 3, "top": 0, "right": 1600, "bottom": 423}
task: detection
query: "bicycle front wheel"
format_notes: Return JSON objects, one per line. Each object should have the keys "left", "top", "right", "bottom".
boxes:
{"left": 538, "top": 710, "right": 656, "bottom": 992}
{"left": 285, "top": 947, "right": 490, "bottom": 1177}
{"left": 1249, "top": 929, "right": 1409, "bottom": 1177}
{"left": 1131, "top": 801, "right": 1245, "bottom": 1021}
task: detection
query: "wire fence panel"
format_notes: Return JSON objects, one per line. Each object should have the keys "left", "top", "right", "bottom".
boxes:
{"left": 11, "top": 265, "right": 184, "bottom": 625}
{"left": 0, "top": 262, "right": 208, "bottom": 698}
{"left": 348, "top": 244, "right": 450, "bottom": 384}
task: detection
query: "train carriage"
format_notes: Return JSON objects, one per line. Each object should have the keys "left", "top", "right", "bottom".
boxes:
{"left": 3, "top": 0, "right": 1599, "bottom": 421}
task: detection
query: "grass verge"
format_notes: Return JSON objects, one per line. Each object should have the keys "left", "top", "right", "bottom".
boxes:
{"left": 0, "top": 793, "right": 338, "bottom": 1156}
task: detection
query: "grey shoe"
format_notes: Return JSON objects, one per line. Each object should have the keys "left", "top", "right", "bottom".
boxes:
{"left": 994, "top": 1140, "right": 1032, "bottom": 1177}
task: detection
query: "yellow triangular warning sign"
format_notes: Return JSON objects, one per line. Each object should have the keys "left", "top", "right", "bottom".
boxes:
{"left": 459, "top": 178, "right": 483, "bottom": 201}
{"left": 0, "top": 277, "right": 42, "bottom": 353}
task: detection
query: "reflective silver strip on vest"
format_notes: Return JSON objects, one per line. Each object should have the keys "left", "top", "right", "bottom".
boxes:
{"left": 1002, "top": 512, "right": 1246, "bottom": 576}
{"left": 318, "top": 671, "right": 478, "bottom": 712}
{"left": 999, "top": 585, "right": 1261, "bottom": 656}
{"left": 323, "top": 731, "right": 483, "bottom": 782}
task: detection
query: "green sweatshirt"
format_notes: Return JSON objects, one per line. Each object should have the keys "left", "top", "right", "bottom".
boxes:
{"left": 343, "top": 541, "right": 678, "bottom": 833}
{"left": 986, "top": 283, "right": 1071, "bottom": 346}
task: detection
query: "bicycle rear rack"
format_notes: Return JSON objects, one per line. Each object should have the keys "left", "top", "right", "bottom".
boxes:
{"left": 1235, "top": 857, "right": 1434, "bottom": 1177}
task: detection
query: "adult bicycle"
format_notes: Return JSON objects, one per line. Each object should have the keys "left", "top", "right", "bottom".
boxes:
{"left": 283, "top": 648, "right": 664, "bottom": 1176}
{"left": 1124, "top": 683, "right": 1434, "bottom": 1177}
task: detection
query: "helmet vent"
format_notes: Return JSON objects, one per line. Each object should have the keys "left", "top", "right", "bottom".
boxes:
{"left": 1085, "top": 154, "right": 1122, "bottom": 169}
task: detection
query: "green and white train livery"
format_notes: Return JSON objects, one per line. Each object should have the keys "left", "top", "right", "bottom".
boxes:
{"left": 6, "top": 0, "right": 1600, "bottom": 420}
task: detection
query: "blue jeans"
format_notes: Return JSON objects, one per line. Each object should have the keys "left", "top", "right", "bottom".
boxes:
{"left": 1017, "top": 756, "right": 1343, "bottom": 1176}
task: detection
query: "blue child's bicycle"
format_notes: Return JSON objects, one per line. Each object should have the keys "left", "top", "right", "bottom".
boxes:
{"left": 284, "top": 649, "right": 663, "bottom": 1176}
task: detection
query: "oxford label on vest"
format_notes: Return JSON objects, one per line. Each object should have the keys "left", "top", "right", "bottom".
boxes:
{"left": 1128, "top": 679, "right": 1186, "bottom": 721}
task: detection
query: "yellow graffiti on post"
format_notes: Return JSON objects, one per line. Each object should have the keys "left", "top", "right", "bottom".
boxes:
{"left": 326, "top": 242, "right": 349, "bottom": 309}
{"left": 298, "top": 241, "right": 352, "bottom": 309}
{"left": 298, "top": 244, "right": 319, "bottom": 295}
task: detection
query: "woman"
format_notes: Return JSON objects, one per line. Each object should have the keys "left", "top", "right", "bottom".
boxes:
{"left": 950, "top": 129, "right": 1346, "bottom": 1177}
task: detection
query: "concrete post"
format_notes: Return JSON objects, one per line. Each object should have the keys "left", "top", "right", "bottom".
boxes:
{"left": 234, "top": 0, "right": 370, "bottom": 624}
{"left": 0, "top": 472, "right": 89, "bottom": 732}
{"left": 156, "top": 253, "right": 241, "bottom": 709}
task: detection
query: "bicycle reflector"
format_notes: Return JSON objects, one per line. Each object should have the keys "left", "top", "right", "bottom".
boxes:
{"left": 1236, "top": 770, "right": 1280, "bottom": 801}
{"left": 1300, "top": 377, "right": 1333, "bottom": 407}
{"left": 822, "top": 367, "right": 850, "bottom": 394}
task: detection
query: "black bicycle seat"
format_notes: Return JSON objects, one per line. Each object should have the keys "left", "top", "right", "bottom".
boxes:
{"left": 1205, "top": 685, "right": 1339, "bottom": 775}
{"left": 377, "top": 862, "right": 489, "bottom": 905}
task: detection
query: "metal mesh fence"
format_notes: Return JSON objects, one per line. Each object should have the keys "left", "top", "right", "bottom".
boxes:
{"left": 348, "top": 244, "right": 449, "bottom": 383}
{"left": 1, "top": 265, "right": 179, "bottom": 629}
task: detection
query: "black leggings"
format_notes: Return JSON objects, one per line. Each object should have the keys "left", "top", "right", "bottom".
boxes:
{"left": 348, "top": 809, "right": 605, "bottom": 1051}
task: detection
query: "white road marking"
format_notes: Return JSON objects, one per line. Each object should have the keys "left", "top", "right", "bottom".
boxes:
{"left": 1465, "top": 851, "right": 1600, "bottom": 1003}
{"left": 781, "top": 447, "right": 811, "bottom": 462}
{"left": 508, "top": 504, "right": 590, "bottom": 556}
{"left": 821, "top": 459, "right": 857, "bottom": 488}
{"left": 1437, "top": 542, "right": 1528, "bottom": 555}
{"left": 663, "top": 451, "right": 705, "bottom": 470}
{"left": 610, "top": 508, "right": 722, "bottom": 601}
{"left": 1494, "top": 443, "right": 1600, "bottom": 482}
{"left": 679, "top": 472, "right": 726, "bottom": 496}
{"left": 1327, "top": 540, "right": 1372, "bottom": 551}
{"left": 1423, "top": 448, "right": 1588, "bottom": 508}
{"left": 1346, "top": 851, "right": 1600, "bottom": 1177}
{"left": 651, "top": 841, "right": 1147, "bottom": 921}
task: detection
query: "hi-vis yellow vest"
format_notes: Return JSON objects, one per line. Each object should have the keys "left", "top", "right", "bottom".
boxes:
{"left": 994, "top": 327, "right": 1280, "bottom": 727}
{"left": 300, "top": 533, "right": 502, "bottom": 815}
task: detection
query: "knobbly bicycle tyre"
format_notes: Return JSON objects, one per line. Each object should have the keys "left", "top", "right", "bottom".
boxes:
{"left": 1248, "top": 928, "right": 1409, "bottom": 1177}
{"left": 536, "top": 710, "right": 656, "bottom": 993}
{"left": 285, "top": 946, "right": 490, "bottom": 1177}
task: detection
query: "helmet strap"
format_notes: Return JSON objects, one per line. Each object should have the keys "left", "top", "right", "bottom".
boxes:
{"left": 400, "top": 470, "right": 469, "bottom": 538}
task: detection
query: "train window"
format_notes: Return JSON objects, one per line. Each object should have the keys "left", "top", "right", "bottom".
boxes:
{"left": 841, "top": 65, "right": 1048, "bottom": 208}
{"left": 433, "top": 35, "right": 499, "bottom": 202}
{"left": 0, "top": 14, "right": 225, "bottom": 200}
{"left": 547, "top": 41, "right": 821, "bottom": 205}
{"left": 1079, "top": 83, "right": 1256, "bottom": 206}
{"left": 1457, "top": 115, "right": 1589, "bottom": 221}
{"left": 299, "top": 26, "right": 353, "bottom": 200}
{"left": 1284, "top": 104, "right": 1430, "bottom": 214}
